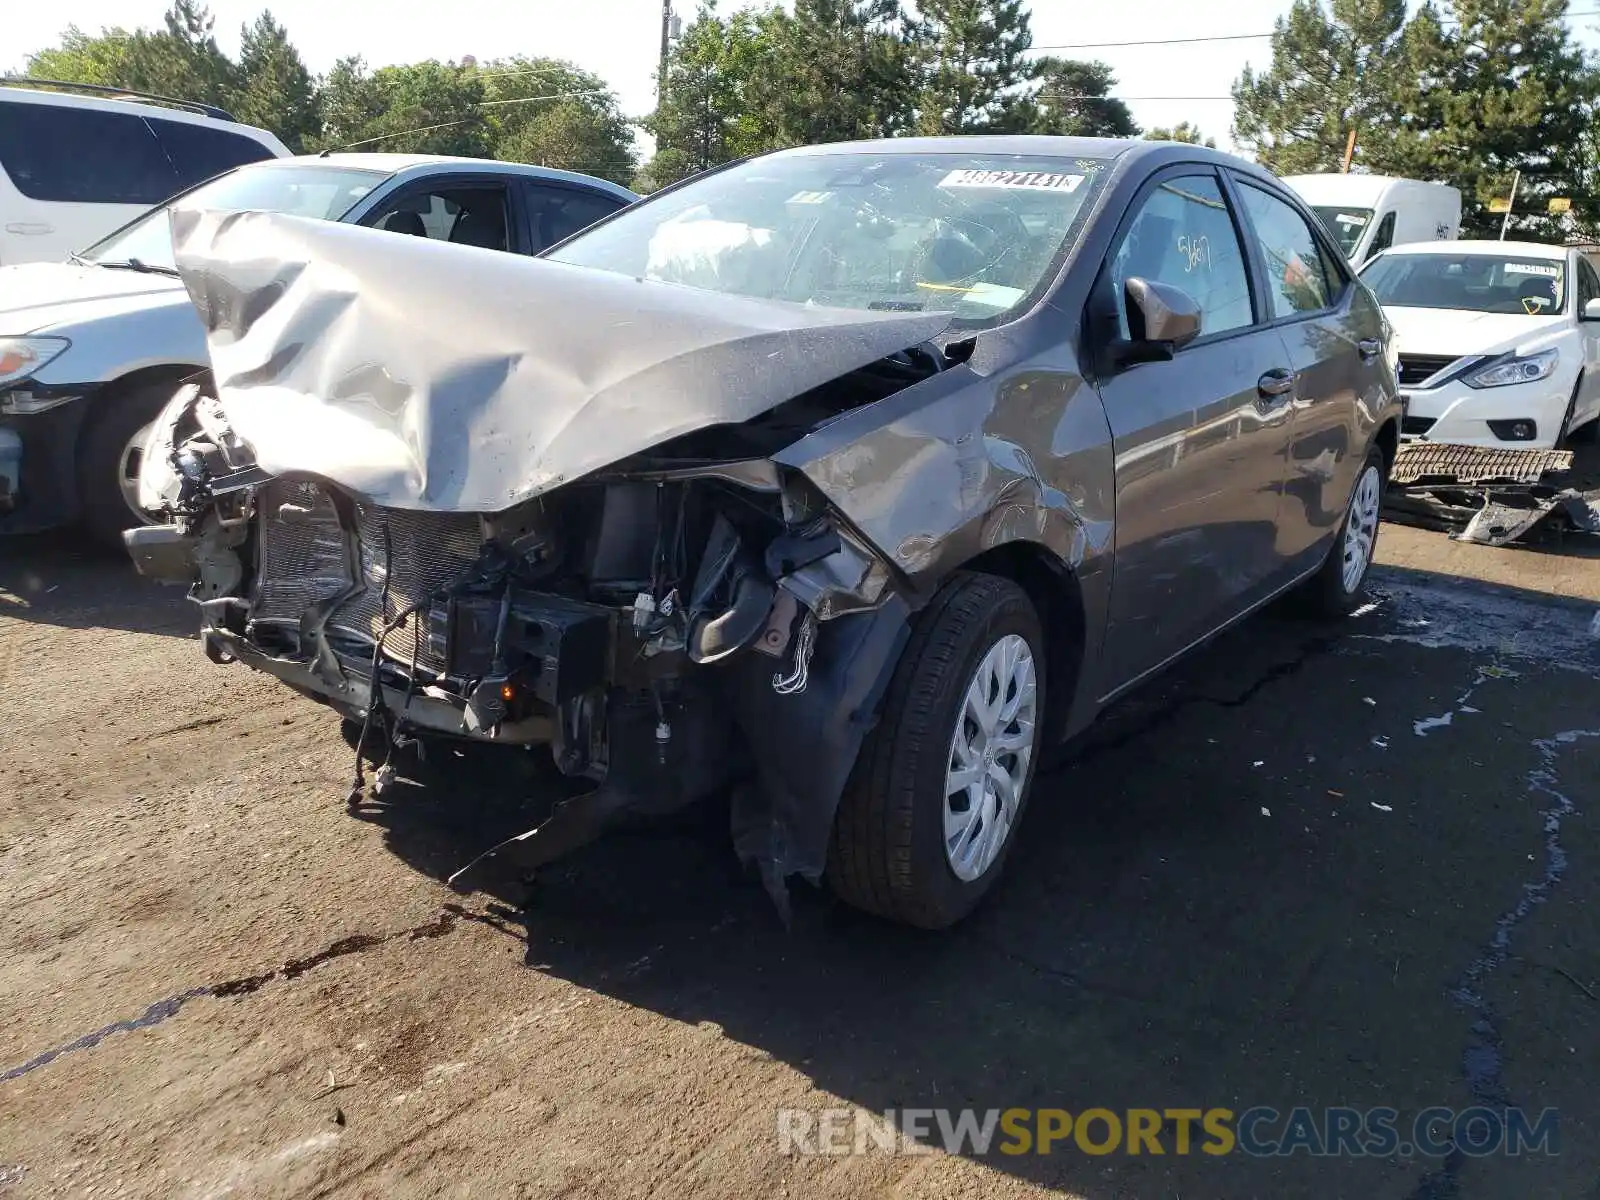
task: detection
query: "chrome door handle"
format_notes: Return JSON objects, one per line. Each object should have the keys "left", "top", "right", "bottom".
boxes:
{"left": 4, "top": 222, "right": 53, "bottom": 235}
{"left": 1358, "top": 338, "right": 1382, "bottom": 361}
{"left": 1257, "top": 369, "right": 1297, "bottom": 399}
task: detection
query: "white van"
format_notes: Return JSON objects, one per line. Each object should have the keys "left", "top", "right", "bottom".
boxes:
{"left": 1282, "top": 173, "right": 1462, "bottom": 266}
{"left": 0, "top": 82, "right": 289, "bottom": 265}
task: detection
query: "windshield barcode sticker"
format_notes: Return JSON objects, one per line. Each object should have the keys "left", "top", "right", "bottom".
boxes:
{"left": 938, "top": 170, "right": 1085, "bottom": 192}
{"left": 1504, "top": 262, "right": 1560, "bottom": 276}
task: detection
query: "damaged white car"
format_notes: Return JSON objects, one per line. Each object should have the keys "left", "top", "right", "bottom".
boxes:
{"left": 129, "top": 138, "right": 1402, "bottom": 928}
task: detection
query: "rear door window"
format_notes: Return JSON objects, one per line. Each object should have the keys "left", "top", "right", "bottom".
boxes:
{"left": 1236, "top": 183, "right": 1339, "bottom": 318}
{"left": 525, "top": 184, "right": 627, "bottom": 250}
{"left": 147, "top": 118, "right": 276, "bottom": 189}
{"left": 0, "top": 99, "right": 180, "bottom": 204}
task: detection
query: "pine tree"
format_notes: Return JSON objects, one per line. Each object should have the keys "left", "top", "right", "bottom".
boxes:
{"left": 1231, "top": 0, "right": 1409, "bottom": 173}
{"left": 641, "top": 4, "right": 777, "bottom": 187}
{"left": 1145, "top": 122, "right": 1215, "bottom": 147}
{"left": 1029, "top": 58, "right": 1139, "bottom": 137}
{"left": 763, "top": 0, "right": 913, "bottom": 146}
{"left": 908, "top": 0, "right": 1037, "bottom": 134}
{"left": 235, "top": 12, "right": 318, "bottom": 149}
{"left": 1387, "top": 0, "right": 1598, "bottom": 239}
{"left": 126, "top": 0, "right": 239, "bottom": 111}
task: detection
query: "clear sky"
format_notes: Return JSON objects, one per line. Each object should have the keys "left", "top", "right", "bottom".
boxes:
{"left": 11, "top": 0, "right": 1600, "bottom": 158}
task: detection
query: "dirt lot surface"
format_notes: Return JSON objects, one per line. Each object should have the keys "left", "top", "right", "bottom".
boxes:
{"left": 4, "top": 506, "right": 1600, "bottom": 1198}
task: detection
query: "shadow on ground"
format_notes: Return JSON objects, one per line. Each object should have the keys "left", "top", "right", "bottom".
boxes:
{"left": 342, "top": 565, "right": 1600, "bottom": 1198}
{"left": 0, "top": 534, "right": 193, "bottom": 637}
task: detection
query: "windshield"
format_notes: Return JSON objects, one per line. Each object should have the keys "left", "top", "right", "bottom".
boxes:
{"left": 1361, "top": 252, "right": 1567, "bottom": 316}
{"left": 80, "top": 164, "right": 386, "bottom": 270}
{"left": 546, "top": 152, "right": 1112, "bottom": 325}
{"left": 1311, "top": 206, "right": 1373, "bottom": 255}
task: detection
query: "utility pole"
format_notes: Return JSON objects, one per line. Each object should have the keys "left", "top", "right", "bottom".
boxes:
{"left": 659, "top": 0, "right": 673, "bottom": 109}
{"left": 1499, "top": 169, "right": 1521, "bottom": 240}
{"left": 1341, "top": 128, "right": 1357, "bottom": 174}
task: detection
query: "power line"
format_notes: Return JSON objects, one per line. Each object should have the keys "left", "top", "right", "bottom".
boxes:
{"left": 1029, "top": 8, "right": 1600, "bottom": 52}
{"left": 1033, "top": 33, "right": 1271, "bottom": 50}
{"left": 338, "top": 89, "right": 616, "bottom": 149}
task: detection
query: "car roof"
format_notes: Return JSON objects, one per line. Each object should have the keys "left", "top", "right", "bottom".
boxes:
{"left": 0, "top": 83, "right": 254, "bottom": 133}
{"left": 1385, "top": 239, "right": 1567, "bottom": 260}
{"left": 754, "top": 134, "right": 1281, "bottom": 190}
{"left": 767, "top": 134, "right": 1144, "bottom": 158}
{"left": 250, "top": 152, "right": 638, "bottom": 199}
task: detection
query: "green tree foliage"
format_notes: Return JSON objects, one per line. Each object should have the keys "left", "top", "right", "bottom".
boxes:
{"left": 1145, "top": 121, "right": 1215, "bottom": 147}
{"left": 640, "top": 4, "right": 777, "bottom": 189}
{"left": 316, "top": 59, "right": 490, "bottom": 155}
{"left": 235, "top": 12, "right": 317, "bottom": 150}
{"left": 25, "top": 1, "right": 237, "bottom": 112}
{"left": 763, "top": 0, "right": 914, "bottom": 145}
{"left": 314, "top": 55, "right": 385, "bottom": 144}
{"left": 480, "top": 58, "right": 637, "bottom": 185}
{"left": 908, "top": 0, "right": 1037, "bottom": 134}
{"left": 1030, "top": 58, "right": 1139, "bottom": 137}
{"left": 24, "top": 25, "right": 138, "bottom": 87}
{"left": 1231, "top": 0, "right": 1409, "bottom": 173}
{"left": 1386, "top": 0, "right": 1598, "bottom": 239}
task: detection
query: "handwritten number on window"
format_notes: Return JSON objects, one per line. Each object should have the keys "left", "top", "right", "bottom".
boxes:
{"left": 1178, "top": 234, "right": 1210, "bottom": 273}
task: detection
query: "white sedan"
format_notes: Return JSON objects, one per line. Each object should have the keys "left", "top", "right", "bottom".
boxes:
{"left": 1359, "top": 239, "right": 1600, "bottom": 449}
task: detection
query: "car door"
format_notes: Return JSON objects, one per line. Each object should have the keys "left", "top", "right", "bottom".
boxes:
{"left": 1574, "top": 254, "right": 1600, "bottom": 426}
{"left": 0, "top": 98, "right": 181, "bottom": 263}
{"left": 1230, "top": 176, "right": 1381, "bottom": 576}
{"left": 521, "top": 181, "right": 630, "bottom": 252}
{"left": 1363, "top": 210, "right": 1396, "bottom": 264}
{"left": 1089, "top": 166, "right": 1298, "bottom": 694}
{"left": 355, "top": 173, "right": 531, "bottom": 256}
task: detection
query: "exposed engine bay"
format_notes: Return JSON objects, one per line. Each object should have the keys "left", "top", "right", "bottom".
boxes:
{"left": 129, "top": 346, "right": 959, "bottom": 912}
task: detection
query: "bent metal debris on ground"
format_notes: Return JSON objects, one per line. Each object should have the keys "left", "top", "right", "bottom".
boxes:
{"left": 1382, "top": 441, "right": 1600, "bottom": 547}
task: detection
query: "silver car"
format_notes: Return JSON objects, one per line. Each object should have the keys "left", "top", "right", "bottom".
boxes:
{"left": 0, "top": 153, "right": 636, "bottom": 542}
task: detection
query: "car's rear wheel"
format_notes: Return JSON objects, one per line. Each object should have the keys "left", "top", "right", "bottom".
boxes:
{"left": 78, "top": 381, "right": 171, "bottom": 549}
{"left": 1296, "top": 445, "right": 1385, "bottom": 618}
{"left": 828, "top": 573, "right": 1044, "bottom": 929}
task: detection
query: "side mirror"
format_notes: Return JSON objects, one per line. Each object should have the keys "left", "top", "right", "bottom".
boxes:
{"left": 1111, "top": 277, "right": 1202, "bottom": 368}
{"left": 1583, "top": 298, "right": 1600, "bottom": 321}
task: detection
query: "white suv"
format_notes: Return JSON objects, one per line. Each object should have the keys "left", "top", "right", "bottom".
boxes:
{"left": 0, "top": 81, "right": 290, "bottom": 265}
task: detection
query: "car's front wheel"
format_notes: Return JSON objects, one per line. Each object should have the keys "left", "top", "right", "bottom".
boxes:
{"left": 829, "top": 573, "right": 1045, "bottom": 929}
{"left": 78, "top": 381, "right": 171, "bottom": 548}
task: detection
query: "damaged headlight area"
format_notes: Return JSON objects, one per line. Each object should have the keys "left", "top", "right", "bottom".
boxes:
{"left": 126, "top": 384, "right": 918, "bottom": 915}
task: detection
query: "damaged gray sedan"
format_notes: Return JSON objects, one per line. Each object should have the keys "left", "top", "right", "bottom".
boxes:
{"left": 128, "top": 137, "right": 1401, "bottom": 928}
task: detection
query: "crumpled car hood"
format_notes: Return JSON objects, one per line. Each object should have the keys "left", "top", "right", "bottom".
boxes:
{"left": 170, "top": 208, "right": 951, "bottom": 512}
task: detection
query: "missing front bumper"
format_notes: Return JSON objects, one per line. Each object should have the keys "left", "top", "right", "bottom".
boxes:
{"left": 1383, "top": 442, "right": 1600, "bottom": 546}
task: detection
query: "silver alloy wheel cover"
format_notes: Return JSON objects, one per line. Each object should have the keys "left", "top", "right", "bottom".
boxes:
{"left": 943, "top": 632, "right": 1040, "bottom": 882}
{"left": 1341, "top": 463, "right": 1382, "bottom": 593}
{"left": 117, "top": 421, "right": 156, "bottom": 524}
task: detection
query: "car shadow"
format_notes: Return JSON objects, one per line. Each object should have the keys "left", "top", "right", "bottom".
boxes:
{"left": 348, "top": 566, "right": 1600, "bottom": 1196}
{"left": 0, "top": 532, "right": 195, "bottom": 637}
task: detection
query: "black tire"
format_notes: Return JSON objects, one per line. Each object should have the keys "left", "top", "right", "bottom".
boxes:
{"left": 77, "top": 381, "right": 173, "bottom": 549}
{"left": 828, "top": 572, "right": 1045, "bottom": 929}
{"left": 1296, "top": 444, "right": 1386, "bottom": 618}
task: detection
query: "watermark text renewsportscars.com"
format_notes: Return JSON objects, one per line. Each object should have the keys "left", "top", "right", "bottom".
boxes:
{"left": 776, "top": 1106, "right": 1560, "bottom": 1159}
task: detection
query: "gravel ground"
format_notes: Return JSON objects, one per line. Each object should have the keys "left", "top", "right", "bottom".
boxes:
{"left": 2, "top": 503, "right": 1599, "bottom": 1200}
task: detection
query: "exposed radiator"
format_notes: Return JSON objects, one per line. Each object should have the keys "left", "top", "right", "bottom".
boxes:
{"left": 252, "top": 479, "right": 484, "bottom": 674}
